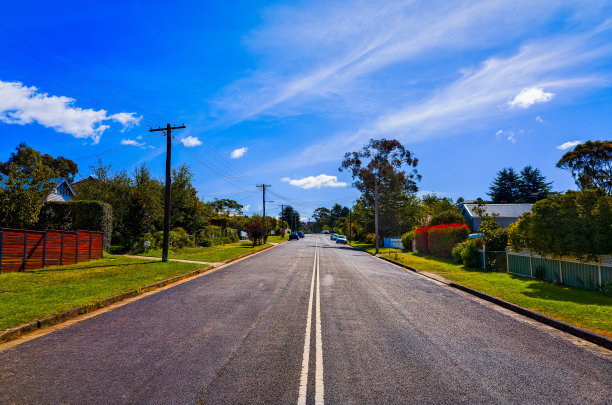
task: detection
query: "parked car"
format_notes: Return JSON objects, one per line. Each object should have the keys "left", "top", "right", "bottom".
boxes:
{"left": 331, "top": 233, "right": 338, "bottom": 241}
{"left": 289, "top": 232, "right": 299, "bottom": 240}
{"left": 322, "top": 230, "right": 329, "bottom": 234}
{"left": 297, "top": 231, "right": 304, "bottom": 238}
{"left": 336, "top": 235, "right": 347, "bottom": 244}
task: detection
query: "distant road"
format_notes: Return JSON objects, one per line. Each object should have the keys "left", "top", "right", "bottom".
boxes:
{"left": 0, "top": 234, "right": 610, "bottom": 404}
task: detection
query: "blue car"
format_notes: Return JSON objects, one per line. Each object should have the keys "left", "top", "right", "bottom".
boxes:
{"left": 297, "top": 231, "right": 304, "bottom": 238}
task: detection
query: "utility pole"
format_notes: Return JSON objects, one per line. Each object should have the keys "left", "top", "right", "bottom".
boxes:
{"left": 257, "top": 184, "right": 272, "bottom": 237}
{"left": 374, "top": 181, "right": 380, "bottom": 255}
{"left": 349, "top": 209, "right": 352, "bottom": 242}
{"left": 149, "top": 123, "right": 186, "bottom": 262}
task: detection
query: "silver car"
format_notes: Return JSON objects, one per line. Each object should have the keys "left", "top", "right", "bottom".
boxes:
{"left": 336, "top": 235, "right": 347, "bottom": 244}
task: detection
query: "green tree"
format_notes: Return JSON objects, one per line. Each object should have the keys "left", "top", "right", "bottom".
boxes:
{"left": 518, "top": 165, "right": 553, "bottom": 202}
{"left": 0, "top": 143, "right": 78, "bottom": 182}
{"left": 508, "top": 190, "right": 612, "bottom": 260}
{"left": 340, "top": 138, "right": 420, "bottom": 253}
{"left": 313, "top": 207, "right": 331, "bottom": 232}
{"left": 556, "top": 140, "right": 611, "bottom": 194}
{"left": 488, "top": 167, "right": 521, "bottom": 203}
{"left": 0, "top": 165, "right": 55, "bottom": 228}
{"left": 281, "top": 205, "right": 300, "bottom": 231}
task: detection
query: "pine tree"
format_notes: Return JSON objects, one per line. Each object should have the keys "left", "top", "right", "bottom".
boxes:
{"left": 518, "top": 166, "right": 553, "bottom": 202}
{"left": 488, "top": 167, "right": 520, "bottom": 203}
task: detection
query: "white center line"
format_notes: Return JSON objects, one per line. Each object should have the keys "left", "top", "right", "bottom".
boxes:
{"left": 315, "top": 242, "right": 325, "bottom": 404}
{"left": 297, "top": 241, "right": 317, "bottom": 405}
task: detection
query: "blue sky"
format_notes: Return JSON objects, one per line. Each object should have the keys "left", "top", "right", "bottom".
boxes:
{"left": 1, "top": 0, "right": 611, "bottom": 220}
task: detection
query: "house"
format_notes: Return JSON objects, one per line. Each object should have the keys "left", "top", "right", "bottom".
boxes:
{"left": 460, "top": 203, "right": 533, "bottom": 231}
{"left": 44, "top": 178, "right": 76, "bottom": 202}
{"left": 0, "top": 174, "right": 75, "bottom": 202}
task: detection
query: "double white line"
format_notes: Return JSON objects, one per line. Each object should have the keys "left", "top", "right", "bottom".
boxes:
{"left": 297, "top": 242, "right": 324, "bottom": 405}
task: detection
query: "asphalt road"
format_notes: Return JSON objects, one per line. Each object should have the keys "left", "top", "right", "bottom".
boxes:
{"left": 0, "top": 234, "right": 610, "bottom": 404}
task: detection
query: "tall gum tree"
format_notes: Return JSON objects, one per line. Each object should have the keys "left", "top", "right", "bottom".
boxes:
{"left": 340, "top": 138, "right": 420, "bottom": 254}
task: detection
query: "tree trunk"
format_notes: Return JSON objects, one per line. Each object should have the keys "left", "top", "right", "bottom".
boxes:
{"left": 374, "top": 182, "right": 379, "bottom": 254}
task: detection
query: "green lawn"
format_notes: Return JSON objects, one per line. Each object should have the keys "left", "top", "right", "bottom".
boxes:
{"left": 379, "top": 251, "right": 612, "bottom": 338}
{"left": 0, "top": 256, "right": 204, "bottom": 331}
{"left": 140, "top": 235, "right": 286, "bottom": 263}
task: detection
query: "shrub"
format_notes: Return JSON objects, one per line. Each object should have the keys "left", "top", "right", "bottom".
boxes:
{"left": 245, "top": 221, "right": 264, "bottom": 246}
{"left": 37, "top": 200, "right": 113, "bottom": 250}
{"left": 364, "top": 233, "right": 376, "bottom": 245}
{"left": 451, "top": 243, "right": 464, "bottom": 263}
{"left": 429, "top": 209, "right": 466, "bottom": 226}
{"left": 414, "top": 223, "right": 469, "bottom": 258}
{"left": 460, "top": 240, "right": 481, "bottom": 268}
{"left": 401, "top": 231, "right": 414, "bottom": 251}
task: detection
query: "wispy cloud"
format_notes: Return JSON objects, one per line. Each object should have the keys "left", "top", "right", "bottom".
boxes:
{"left": 281, "top": 174, "right": 347, "bottom": 189}
{"left": 120, "top": 138, "right": 144, "bottom": 147}
{"left": 179, "top": 136, "right": 202, "bottom": 147}
{"left": 557, "top": 140, "right": 582, "bottom": 150}
{"left": 0, "top": 80, "right": 141, "bottom": 144}
{"left": 536, "top": 116, "right": 543, "bottom": 122}
{"left": 230, "top": 147, "right": 248, "bottom": 159}
{"left": 212, "top": 0, "right": 609, "bottom": 126}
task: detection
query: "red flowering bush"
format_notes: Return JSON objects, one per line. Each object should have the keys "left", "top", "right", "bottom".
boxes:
{"left": 414, "top": 223, "right": 469, "bottom": 258}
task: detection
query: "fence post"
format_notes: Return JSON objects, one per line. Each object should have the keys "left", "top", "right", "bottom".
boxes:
{"left": 101, "top": 233, "right": 104, "bottom": 257}
{"left": 43, "top": 230, "right": 47, "bottom": 268}
{"left": 559, "top": 259, "right": 563, "bottom": 284}
{"left": 529, "top": 253, "right": 533, "bottom": 278}
{"left": 76, "top": 231, "right": 79, "bottom": 264}
{"left": 505, "top": 247, "right": 509, "bottom": 274}
{"left": 22, "top": 230, "right": 28, "bottom": 272}
{"left": 60, "top": 231, "right": 64, "bottom": 266}
{"left": 89, "top": 232, "right": 92, "bottom": 260}
{"left": 0, "top": 229, "right": 3, "bottom": 274}
{"left": 482, "top": 245, "right": 486, "bottom": 270}
{"left": 598, "top": 258, "right": 602, "bottom": 288}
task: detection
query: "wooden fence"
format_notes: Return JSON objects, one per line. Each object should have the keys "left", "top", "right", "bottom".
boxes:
{"left": 0, "top": 228, "right": 104, "bottom": 273}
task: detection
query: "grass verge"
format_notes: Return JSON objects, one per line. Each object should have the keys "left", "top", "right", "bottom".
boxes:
{"left": 0, "top": 255, "right": 204, "bottom": 331}
{"left": 141, "top": 235, "right": 286, "bottom": 263}
{"left": 378, "top": 251, "right": 612, "bottom": 338}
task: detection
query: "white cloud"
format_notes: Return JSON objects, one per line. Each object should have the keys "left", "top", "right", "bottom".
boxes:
{"left": 495, "top": 129, "right": 504, "bottom": 136}
{"left": 282, "top": 174, "right": 347, "bottom": 189}
{"left": 0, "top": 80, "right": 140, "bottom": 144}
{"left": 120, "top": 138, "right": 144, "bottom": 147}
{"left": 535, "top": 115, "right": 543, "bottom": 122}
{"left": 507, "top": 133, "right": 517, "bottom": 143}
{"left": 557, "top": 140, "right": 582, "bottom": 150}
{"left": 179, "top": 136, "right": 202, "bottom": 147}
{"left": 109, "top": 112, "right": 142, "bottom": 131}
{"left": 230, "top": 147, "right": 248, "bottom": 159}
{"left": 508, "top": 87, "right": 554, "bottom": 108}
{"left": 244, "top": 204, "right": 251, "bottom": 212}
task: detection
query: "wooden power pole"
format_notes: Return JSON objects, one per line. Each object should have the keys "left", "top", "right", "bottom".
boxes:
{"left": 149, "top": 123, "right": 185, "bottom": 262}
{"left": 257, "top": 184, "right": 272, "bottom": 236}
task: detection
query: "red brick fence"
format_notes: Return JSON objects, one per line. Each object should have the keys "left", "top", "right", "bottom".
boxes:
{"left": 0, "top": 228, "right": 104, "bottom": 273}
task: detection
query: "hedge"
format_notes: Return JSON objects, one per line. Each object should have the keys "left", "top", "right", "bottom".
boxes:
{"left": 37, "top": 201, "right": 112, "bottom": 250}
{"left": 415, "top": 223, "right": 469, "bottom": 258}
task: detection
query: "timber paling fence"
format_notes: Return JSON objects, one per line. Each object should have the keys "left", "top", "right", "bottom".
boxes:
{"left": 0, "top": 228, "right": 104, "bottom": 273}
{"left": 506, "top": 250, "right": 612, "bottom": 290}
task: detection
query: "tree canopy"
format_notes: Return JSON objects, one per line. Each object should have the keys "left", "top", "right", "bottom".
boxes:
{"left": 340, "top": 138, "right": 421, "bottom": 243}
{"left": 488, "top": 166, "right": 553, "bottom": 203}
{"left": 556, "top": 140, "right": 611, "bottom": 194}
{"left": 0, "top": 143, "right": 78, "bottom": 182}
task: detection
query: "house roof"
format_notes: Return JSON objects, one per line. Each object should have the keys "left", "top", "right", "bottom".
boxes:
{"left": 461, "top": 203, "right": 533, "bottom": 219}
